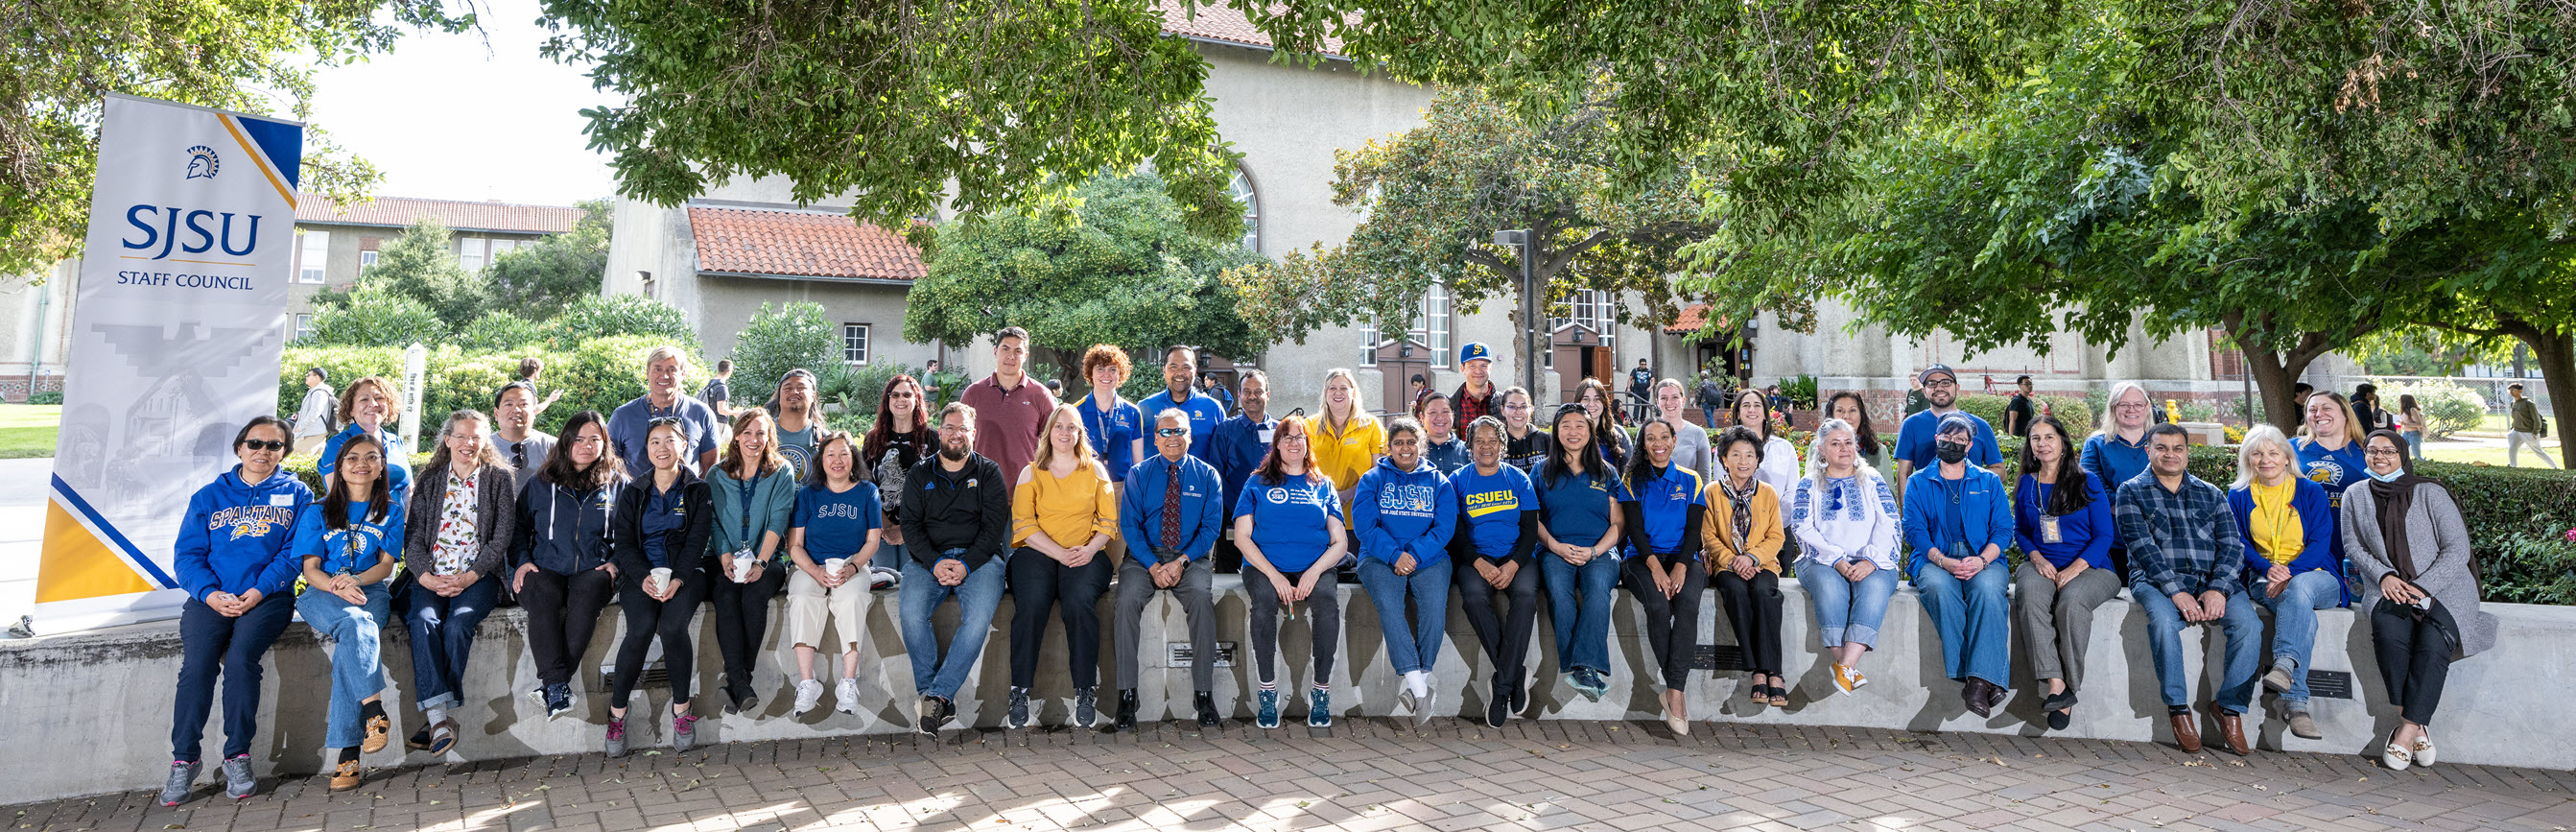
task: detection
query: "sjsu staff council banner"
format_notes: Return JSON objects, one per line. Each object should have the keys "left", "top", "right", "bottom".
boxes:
{"left": 34, "top": 94, "right": 301, "bottom": 633}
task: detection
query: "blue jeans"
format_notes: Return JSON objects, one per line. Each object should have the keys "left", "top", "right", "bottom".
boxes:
{"left": 2133, "top": 579, "right": 2260, "bottom": 713}
{"left": 406, "top": 578, "right": 500, "bottom": 711}
{"left": 172, "top": 595, "right": 295, "bottom": 762}
{"left": 1912, "top": 562, "right": 2012, "bottom": 686}
{"left": 899, "top": 553, "right": 1007, "bottom": 700}
{"left": 1540, "top": 553, "right": 1620, "bottom": 673}
{"left": 2402, "top": 430, "right": 2424, "bottom": 459}
{"left": 1797, "top": 561, "right": 1898, "bottom": 649}
{"left": 1356, "top": 557, "right": 1453, "bottom": 676}
{"left": 874, "top": 541, "right": 907, "bottom": 576}
{"left": 2254, "top": 569, "right": 2342, "bottom": 708}
{"left": 296, "top": 582, "right": 394, "bottom": 749}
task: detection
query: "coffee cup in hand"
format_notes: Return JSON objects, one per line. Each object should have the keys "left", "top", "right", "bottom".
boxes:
{"left": 823, "top": 558, "right": 848, "bottom": 578}
{"left": 649, "top": 566, "right": 674, "bottom": 594}
{"left": 732, "top": 556, "right": 756, "bottom": 582}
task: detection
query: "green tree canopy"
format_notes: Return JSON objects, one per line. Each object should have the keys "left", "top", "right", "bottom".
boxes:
{"left": 903, "top": 171, "right": 1264, "bottom": 387}
{"left": 335, "top": 218, "right": 490, "bottom": 325}
{"left": 728, "top": 301, "right": 841, "bottom": 397}
{"left": 1229, "top": 87, "right": 1716, "bottom": 373}
{"left": 0, "top": 0, "right": 471, "bottom": 280}
{"left": 309, "top": 287, "right": 444, "bottom": 348}
{"left": 487, "top": 199, "right": 611, "bottom": 320}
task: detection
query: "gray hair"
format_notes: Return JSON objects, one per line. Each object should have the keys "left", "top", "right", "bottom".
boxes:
{"left": 1805, "top": 417, "right": 1884, "bottom": 492}
{"left": 2232, "top": 423, "right": 2295, "bottom": 490}
{"left": 1154, "top": 408, "right": 1191, "bottom": 428}
{"left": 2098, "top": 381, "right": 2148, "bottom": 437}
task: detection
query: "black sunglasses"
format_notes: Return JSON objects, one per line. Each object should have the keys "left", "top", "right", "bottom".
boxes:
{"left": 1155, "top": 427, "right": 1190, "bottom": 438}
{"left": 241, "top": 440, "right": 288, "bottom": 452}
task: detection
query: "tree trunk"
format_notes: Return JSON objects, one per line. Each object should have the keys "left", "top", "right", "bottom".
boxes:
{"left": 2221, "top": 313, "right": 2331, "bottom": 435}
{"left": 2512, "top": 327, "right": 2576, "bottom": 468}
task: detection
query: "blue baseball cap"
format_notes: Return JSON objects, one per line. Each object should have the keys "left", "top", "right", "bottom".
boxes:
{"left": 1459, "top": 342, "right": 1494, "bottom": 364}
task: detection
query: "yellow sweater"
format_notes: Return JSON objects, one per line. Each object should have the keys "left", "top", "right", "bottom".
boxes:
{"left": 1700, "top": 478, "right": 1785, "bottom": 574}
{"left": 1012, "top": 463, "right": 1119, "bottom": 549}
{"left": 2247, "top": 478, "right": 2304, "bottom": 567}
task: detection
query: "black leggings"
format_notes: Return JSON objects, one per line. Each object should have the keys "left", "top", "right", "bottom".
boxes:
{"left": 611, "top": 571, "right": 704, "bottom": 708}
{"left": 2371, "top": 597, "right": 2454, "bottom": 726}
{"left": 1244, "top": 568, "right": 1340, "bottom": 686}
{"left": 702, "top": 555, "right": 784, "bottom": 698}
{"left": 1710, "top": 569, "right": 1784, "bottom": 676}
{"left": 1007, "top": 549, "right": 1110, "bottom": 690}
{"left": 1621, "top": 556, "right": 1707, "bottom": 691}
{"left": 518, "top": 567, "right": 615, "bottom": 687}
{"left": 1453, "top": 558, "right": 1540, "bottom": 682}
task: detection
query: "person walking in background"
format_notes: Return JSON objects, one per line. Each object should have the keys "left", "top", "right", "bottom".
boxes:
{"left": 1535, "top": 403, "right": 1626, "bottom": 703}
{"left": 608, "top": 346, "right": 721, "bottom": 476}
{"left": 492, "top": 382, "right": 556, "bottom": 491}
{"left": 1078, "top": 345, "right": 1146, "bottom": 487}
{"left": 2351, "top": 383, "right": 2386, "bottom": 435}
{"left": 510, "top": 411, "right": 625, "bottom": 722}
{"left": 1704, "top": 426, "right": 1788, "bottom": 710}
{"left": 292, "top": 368, "right": 336, "bottom": 456}
{"left": 518, "top": 357, "right": 566, "bottom": 423}
{"left": 698, "top": 359, "right": 737, "bottom": 427}
{"left": 2399, "top": 394, "right": 2426, "bottom": 459}
{"left": 1235, "top": 416, "right": 1351, "bottom": 728}
{"left": 1450, "top": 416, "right": 1540, "bottom": 727}
{"left": 766, "top": 368, "right": 827, "bottom": 480}
{"left": 1696, "top": 371, "right": 1725, "bottom": 428}
{"left": 1004, "top": 405, "right": 1120, "bottom": 731}
{"left": 702, "top": 410, "right": 801, "bottom": 715}
{"left": 292, "top": 432, "right": 405, "bottom": 790}
{"left": 1827, "top": 392, "right": 1889, "bottom": 472}
{"left": 401, "top": 410, "right": 517, "bottom": 757}
{"left": 2343, "top": 430, "right": 2496, "bottom": 771}
{"left": 2506, "top": 383, "right": 2556, "bottom": 468}
{"left": 1655, "top": 379, "right": 1713, "bottom": 481}
{"left": 1352, "top": 416, "right": 1458, "bottom": 727}
{"left": 2013, "top": 415, "right": 2115, "bottom": 731}
{"left": 898, "top": 403, "right": 1013, "bottom": 735}
{"left": 1414, "top": 391, "right": 1470, "bottom": 473}
{"left": 1901, "top": 415, "right": 2016, "bottom": 719}
{"left": 782, "top": 432, "right": 880, "bottom": 718}
{"left": 1628, "top": 358, "right": 1656, "bottom": 422}
{"left": 960, "top": 326, "right": 1058, "bottom": 482}
{"left": 2228, "top": 424, "right": 2344, "bottom": 741}
{"left": 2117, "top": 424, "right": 2260, "bottom": 756}
{"left": 1203, "top": 372, "right": 1235, "bottom": 415}
{"left": 1453, "top": 343, "right": 1502, "bottom": 425}
{"left": 1619, "top": 418, "right": 1707, "bottom": 734}
{"left": 1113, "top": 410, "right": 1225, "bottom": 730}
{"left": 2004, "top": 375, "right": 2036, "bottom": 438}
{"left": 1791, "top": 417, "right": 1902, "bottom": 697}
{"left": 1893, "top": 365, "right": 1999, "bottom": 492}
{"left": 861, "top": 373, "right": 931, "bottom": 589}
{"left": 1141, "top": 345, "right": 1227, "bottom": 464}
{"left": 162, "top": 417, "right": 312, "bottom": 806}
{"left": 605, "top": 418, "right": 715, "bottom": 756}
{"left": 2082, "top": 381, "right": 2155, "bottom": 581}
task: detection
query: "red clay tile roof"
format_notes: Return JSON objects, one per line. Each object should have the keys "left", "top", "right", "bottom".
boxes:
{"left": 687, "top": 206, "right": 926, "bottom": 282}
{"left": 1157, "top": 1, "right": 1346, "bottom": 57}
{"left": 295, "top": 196, "right": 583, "bottom": 234}
{"left": 1666, "top": 303, "right": 1726, "bottom": 334}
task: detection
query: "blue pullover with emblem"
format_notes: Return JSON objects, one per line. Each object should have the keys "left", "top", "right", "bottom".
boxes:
{"left": 174, "top": 466, "right": 316, "bottom": 603}
{"left": 1351, "top": 456, "right": 1457, "bottom": 568}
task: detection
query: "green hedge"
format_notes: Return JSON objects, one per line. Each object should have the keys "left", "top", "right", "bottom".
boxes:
{"left": 279, "top": 336, "right": 697, "bottom": 438}
{"left": 1951, "top": 393, "right": 2094, "bottom": 438}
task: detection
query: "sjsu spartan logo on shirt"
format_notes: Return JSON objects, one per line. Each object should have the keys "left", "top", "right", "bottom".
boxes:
{"left": 210, "top": 505, "right": 292, "bottom": 539}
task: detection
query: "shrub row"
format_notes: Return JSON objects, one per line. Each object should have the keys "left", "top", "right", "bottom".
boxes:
{"left": 1949, "top": 393, "right": 2095, "bottom": 439}
{"left": 278, "top": 336, "right": 684, "bottom": 438}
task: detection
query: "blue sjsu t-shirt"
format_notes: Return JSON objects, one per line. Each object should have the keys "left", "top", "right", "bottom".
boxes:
{"left": 794, "top": 482, "right": 883, "bottom": 562}
{"left": 1233, "top": 474, "right": 1343, "bottom": 573}
{"left": 1452, "top": 464, "right": 1536, "bottom": 560}
{"left": 1533, "top": 464, "right": 1621, "bottom": 553}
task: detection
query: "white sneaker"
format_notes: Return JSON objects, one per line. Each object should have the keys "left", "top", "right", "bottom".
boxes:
{"left": 835, "top": 677, "right": 861, "bottom": 715}
{"left": 869, "top": 567, "right": 901, "bottom": 590}
{"left": 792, "top": 679, "right": 824, "bottom": 716}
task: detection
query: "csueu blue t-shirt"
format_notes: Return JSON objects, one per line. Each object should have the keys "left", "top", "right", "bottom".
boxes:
{"left": 1453, "top": 464, "right": 1536, "bottom": 560}
{"left": 1533, "top": 464, "right": 1621, "bottom": 553}
{"left": 794, "top": 482, "right": 883, "bottom": 562}
{"left": 1621, "top": 464, "right": 1706, "bottom": 558}
{"left": 1233, "top": 474, "right": 1343, "bottom": 573}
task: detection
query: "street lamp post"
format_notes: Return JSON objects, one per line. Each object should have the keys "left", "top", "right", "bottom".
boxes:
{"left": 1494, "top": 229, "right": 1540, "bottom": 397}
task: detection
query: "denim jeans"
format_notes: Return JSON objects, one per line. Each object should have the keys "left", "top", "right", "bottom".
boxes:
{"left": 899, "top": 553, "right": 1007, "bottom": 700}
{"left": 2402, "top": 430, "right": 2424, "bottom": 459}
{"left": 405, "top": 577, "right": 500, "bottom": 711}
{"left": 2254, "top": 568, "right": 2342, "bottom": 708}
{"left": 172, "top": 595, "right": 295, "bottom": 762}
{"left": 1911, "top": 561, "right": 2012, "bottom": 686}
{"left": 1356, "top": 558, "right": 1453, "bottom": 676}
{"left": 2133, "top": 578, "right": 2260, "bottom": 713}
{"left": 1797, "top": 562, "right": 1898, "bottom": 649}
{"left": 1539, "top": 553, "right": 1620, "bottom": 674}
{"left": 295, "top": 582, "right": 394, "bottom": 749}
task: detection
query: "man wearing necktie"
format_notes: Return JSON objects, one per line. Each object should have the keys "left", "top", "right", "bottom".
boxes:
{"left": 1113, "top": 410, "right": 1226, "bottom": 730}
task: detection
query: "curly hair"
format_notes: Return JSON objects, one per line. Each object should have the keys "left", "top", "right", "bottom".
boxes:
{"left": 1081, "top": 345, "right": 1133, "bottom": 386}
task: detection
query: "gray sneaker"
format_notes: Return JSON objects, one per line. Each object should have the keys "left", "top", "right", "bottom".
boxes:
{"left": 1004, "top": 687, "right": 1030, "bottom": 729}
{"left": 2287, "top": 709, "right": 2323, "bottom": 740}
{"left": 221, "top": 754, "right": 255, "bottom": 800}
{"left": 159, "top": 760, "right": 199, "bottom": 806}
{"left": 2261, "top": 660, "right": 2297, "bottom": 694}
{"left": 671, "top": 712, "right": 701, "bottom": 753}
{"left": 1413, "top": 689, "right": 1437, "bottom": 728}
{"left": 604, "top": 717, "right": 628, "bottom": 758}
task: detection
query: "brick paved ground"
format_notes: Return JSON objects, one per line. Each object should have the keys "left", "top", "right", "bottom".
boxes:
{"left": 13, "top": 719, "right": 2576, "bottom": 832}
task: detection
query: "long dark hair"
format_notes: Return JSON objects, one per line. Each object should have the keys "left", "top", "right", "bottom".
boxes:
{"left": 2016, "top": 414, "right": 2093, "bottom": 516}
{"left": 1542, "top": 404, "right": 1599, "bottom": 487}
{"left": 862, "top": 372, "right": 930, "bottom": 470}
{"left": 537, "top": 410, "right": 626, "bottom": 491}
{"left": 804, "top": 430, "right": 869, "bottom": 488}
{"left": 323, "top": 432, "right": 391, "bottom": 528}
{"left": 1625, "top": 418, "right": 1677, "bottom": 488}
{"left": 1254, "top": 416, "right": 1324, "bottom": 487}
{"left": 1825, "top": 391, "right": 1881, "bottom": 457}
{"left": 1734, "top": 388, "right": 1774, "bottom": 441}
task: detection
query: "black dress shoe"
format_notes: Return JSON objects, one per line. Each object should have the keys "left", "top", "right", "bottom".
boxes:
{"left": 1115, "top": 689, "right": 1140, "bottom": 732}
{"left": 1194, "top": 691, "right": 1220, "bottom": 727}
{"left": 1963, "top": 678, "right": 1997, "bottom": 718}
{"left": 1505, "top": 673, "right": 1526, "bottom": 712}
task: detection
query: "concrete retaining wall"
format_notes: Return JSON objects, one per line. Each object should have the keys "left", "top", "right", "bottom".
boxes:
{"left": 5, "top": 577, "right": 2572, "bottom": 804}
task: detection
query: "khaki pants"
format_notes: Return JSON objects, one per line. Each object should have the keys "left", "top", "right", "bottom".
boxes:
{"left": 786, "top": 566, "right": 869, "bottom": 652}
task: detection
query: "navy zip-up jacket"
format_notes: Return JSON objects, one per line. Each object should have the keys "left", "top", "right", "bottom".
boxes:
{"left": 512, "top": 474, "right": 625, "bottom": 575}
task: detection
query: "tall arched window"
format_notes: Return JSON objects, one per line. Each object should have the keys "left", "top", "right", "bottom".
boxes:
{"left": 1230, "top": 169, "right": 1260, "bottom": 251}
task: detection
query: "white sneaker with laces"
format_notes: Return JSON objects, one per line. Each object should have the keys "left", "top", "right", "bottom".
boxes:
{"left": 835, "top": 677, "right": 862, "bottom": 715}
{"left": 792, "top": 678, "right": 825, "bottom": 716}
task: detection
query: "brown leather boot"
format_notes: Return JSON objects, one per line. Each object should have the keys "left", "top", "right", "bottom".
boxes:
{"left": 2216, "top": 710, "right": 2251, "bottom": 755}
{"left": 2168, "top": 713, "right": 2202, "bottom": 753}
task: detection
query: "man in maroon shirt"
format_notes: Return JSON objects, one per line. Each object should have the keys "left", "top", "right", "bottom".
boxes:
{"left": 958, "top": 326, "right": 1058, "bottom": 480}
{"left": 1451, "top": 341, "right": 1501, "bottom": 426}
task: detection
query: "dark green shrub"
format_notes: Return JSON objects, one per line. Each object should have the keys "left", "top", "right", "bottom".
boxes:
{"left": 728, "top": 302, "right": 840, "bottom": 398}
{"left": 27, "top": 391, "right": 61, "bottom": 405}
{"left": 555, "top": 295, "right": 697, "bottom": 349}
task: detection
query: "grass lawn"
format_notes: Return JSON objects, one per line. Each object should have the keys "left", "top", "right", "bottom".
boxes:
{"left": 2418, "top": 439, "right": 2567, "bottom": 468}
{"left": 0, "top": 404, "right": 59, "bottom": 459}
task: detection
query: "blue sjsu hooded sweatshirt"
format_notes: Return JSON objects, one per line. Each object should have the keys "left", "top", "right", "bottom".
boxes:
{"left": 175, "top": 466, "right": 316, "bottom": 603}
{"left": 1351, "top": 456, "right": 1457, "bottom": 568}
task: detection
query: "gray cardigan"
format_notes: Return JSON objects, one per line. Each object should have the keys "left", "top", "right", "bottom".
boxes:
{"left": 403, "top": 461, "right": 521, "bottom": 577}
{"left": 2339, "top": 481, "right": 2496, "bottom": 659}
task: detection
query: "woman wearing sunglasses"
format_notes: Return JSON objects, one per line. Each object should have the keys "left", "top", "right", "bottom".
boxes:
{"left": 161, "top": 417, "right": 314, "bottom": 806}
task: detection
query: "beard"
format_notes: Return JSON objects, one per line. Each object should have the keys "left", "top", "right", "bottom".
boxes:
{"left": 939, "top": 440, "right": 970, "bottom": 462}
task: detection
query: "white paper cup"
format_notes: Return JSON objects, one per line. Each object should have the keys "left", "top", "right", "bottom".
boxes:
{"left": 649, "top": 567, "right": 674, "bottom": 594}
{"left": 733, "top": 558, "right": 755, "bottom": 582}
{"left": 823, "top": 558, "right": 848, "bottom": 576}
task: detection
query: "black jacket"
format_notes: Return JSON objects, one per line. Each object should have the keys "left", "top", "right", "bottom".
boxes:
{"left": 610, "top": 467, "right": 714, "bottom": 582}
{"left": 900, "top": 453, "right": 1010, "bottom": 570}
{"left": 511, "top": 474, "right": 624, "bottom": 576}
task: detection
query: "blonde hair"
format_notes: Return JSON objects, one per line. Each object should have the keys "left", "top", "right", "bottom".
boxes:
{"left": 1028, "top": 404, "right": 1101, "bottom": 475}
{"left": 2232, "top": 424, "right": 2294, "bottom": 490}
{"left": 642, "top": 345, "right": 692, "bottom": 378}
{"left": 2097, "top": 381, "right": 2147, "bottom": 437}
{"left": 2298, "top": 392, "right": 2368, "bottom": 447}
{"left": 1319, "top": 368, "right": 1364, "bottom": 422}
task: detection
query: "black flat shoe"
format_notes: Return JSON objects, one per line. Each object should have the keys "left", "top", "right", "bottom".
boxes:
{"left": 2042, "top": 690, "right": 2078, "bottom": 712}
{"left": 2046, "top": 708, "right": 2071, "bottom": 731}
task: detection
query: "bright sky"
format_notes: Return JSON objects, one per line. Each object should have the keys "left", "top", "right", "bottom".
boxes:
{"left": 303, "top": 0, "right": 620, "bottom": 207}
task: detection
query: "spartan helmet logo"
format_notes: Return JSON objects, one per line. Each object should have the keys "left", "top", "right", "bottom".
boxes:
{"left": 184, "top": 145, "right": 220, "bottom": 180}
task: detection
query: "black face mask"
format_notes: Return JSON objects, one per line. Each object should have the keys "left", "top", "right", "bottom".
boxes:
{"left": 1934, "top": 440, "right": 1970, "bottom": 464}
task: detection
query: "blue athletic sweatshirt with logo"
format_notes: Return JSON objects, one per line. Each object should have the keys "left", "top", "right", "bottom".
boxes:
{"left": 1352, "top": 456, "right": 1457, "bottom": 568}
{"left": 175, "top": 466, "right": 316, "bottom": 603}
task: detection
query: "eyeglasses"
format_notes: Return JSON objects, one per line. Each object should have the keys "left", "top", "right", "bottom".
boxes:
{"left": 2115, "top": 403, "right": 2149, "bottom": 411}
{"left": 241, "top": 440, "right": 287, "bottom": 452}
{"left": 2363, "top": 447, "right": 2402, "bottom": 458}
{"left": 1156, "top": 427, "right": 1189, "bottom": 438}
{"left": 1923, "top": 379, "right": 1958, "bottom": 389}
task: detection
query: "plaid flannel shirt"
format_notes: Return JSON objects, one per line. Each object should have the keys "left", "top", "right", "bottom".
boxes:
{"left": 2113, "top": 470, "right": 2247, "bottom": 600}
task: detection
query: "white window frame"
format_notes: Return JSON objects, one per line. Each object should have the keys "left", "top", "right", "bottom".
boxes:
{"left": 295, "top": 229, "right": 330, "bottom": 284}
{"left": 458, "top": 236, "right": 486, "bottom": 272}
{"left": 842, "top": 322, "right": 871, "bottom": 365}
{"left": 293, "top": 313, "right": 316, "bottom": 343}
{"left": 1358, "top": 283, "right": 1451, "bottom": 368}
{"left": 1230, "top": 169, "right": 1259, "bottom": 252}
{"left": 358, "top": 250, "right": 378, "bottom": 271}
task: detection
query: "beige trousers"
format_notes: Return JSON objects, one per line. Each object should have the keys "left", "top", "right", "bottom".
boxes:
{"left": 786, "top": 566, "right": 869, "bottom": 652}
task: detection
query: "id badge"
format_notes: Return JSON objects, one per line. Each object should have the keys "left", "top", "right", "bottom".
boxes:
{"left": 2040, "top": 515, "right": 2063, "bottom": 544}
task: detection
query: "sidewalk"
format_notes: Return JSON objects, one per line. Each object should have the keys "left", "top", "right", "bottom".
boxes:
{"left": 14, "top": 718, "right": 2575, "bottom": 832}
